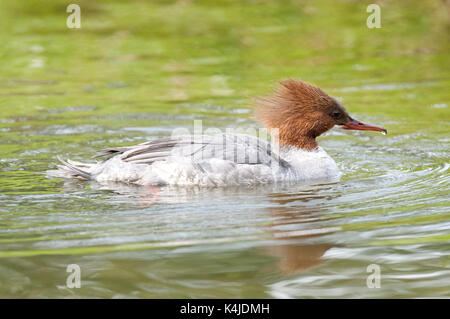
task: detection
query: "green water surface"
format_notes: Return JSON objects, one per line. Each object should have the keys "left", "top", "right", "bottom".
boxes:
{"left": 0, "top": 0, "right": 449, "bottom": 298}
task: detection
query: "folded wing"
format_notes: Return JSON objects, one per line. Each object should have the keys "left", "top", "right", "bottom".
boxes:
{"left": 95, "top": 134, "right": 289, "bottom": 168}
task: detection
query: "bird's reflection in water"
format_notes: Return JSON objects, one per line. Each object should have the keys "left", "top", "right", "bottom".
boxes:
{"left": 265, "top": 243, "right": 333, "bottom": 274}
{"left": 59, "top": 179, "right": 340, "bottom": 275}
{"left": 261, "top": 187, "right": 339, "bottom": 275}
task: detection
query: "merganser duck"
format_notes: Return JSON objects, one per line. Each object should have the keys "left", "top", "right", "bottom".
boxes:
{"left": 49, "top": 80, "right": 386, "bottom": 186}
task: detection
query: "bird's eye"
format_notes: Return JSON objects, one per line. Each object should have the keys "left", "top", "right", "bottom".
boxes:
{"left": 331, "top": 110, "right": 341, "bottom": 118}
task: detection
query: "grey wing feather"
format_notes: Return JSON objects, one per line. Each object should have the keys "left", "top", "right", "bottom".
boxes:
{"left": 93, "top": 137, "right": 177, "bottom": 159}
{"left": 94, "top": 134, "right": 290, "bottom": 168}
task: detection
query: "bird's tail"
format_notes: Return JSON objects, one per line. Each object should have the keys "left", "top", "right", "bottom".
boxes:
{"left": 47, "top": 156, "right": 93, "bottom": 180}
